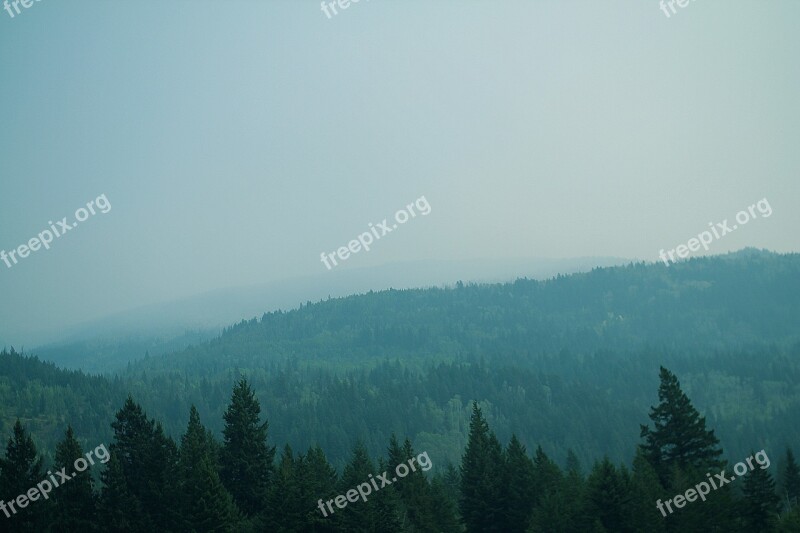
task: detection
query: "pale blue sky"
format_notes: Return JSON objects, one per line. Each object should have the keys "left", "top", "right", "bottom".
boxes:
{"left": 1, "top": 0, "right": 798, "bottom": 344}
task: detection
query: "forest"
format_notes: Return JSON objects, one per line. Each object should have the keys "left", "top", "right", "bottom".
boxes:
{"left": 1, "top": 250, "right": 799, "bottom": 530}
{"left": 1, "top": 369, "right": 799, "bottom": 531}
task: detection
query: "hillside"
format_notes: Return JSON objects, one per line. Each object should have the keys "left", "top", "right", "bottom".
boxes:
{"left": 3, "top": 251, "right": 799, "bottom": 469}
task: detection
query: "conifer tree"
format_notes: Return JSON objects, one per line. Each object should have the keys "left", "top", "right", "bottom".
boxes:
{"left": 460, "top": 402, "right": 504, "bottom": 532}
{"left": 783, "top": 447, "right": 800, "bottom": 511}
{"left": 582, "top": 457, "right": 630, "bottom": 532}
{"left": 98, "top": 452, "right": 146, "bottom": 532}
{"left": 50, "top": 426, "right": 97, "bottom": 531}
{"left": 220, "top": 379, "right": 275, "bottom": 519}
{"left": 430, "top": 473, "right": 462, "bottom": 533}
{"left": 338, "top": 442, "right": 379, "bottom": 532}
{"left": 304, "top": 445, "right": 339, "bottom": 532}
{"left": 0, "top": 420, "right": 45, "bottom": 532}
{"left": 741, "top": 452, "right": 780, "bottom": 531}
{"left": 502, "top": 434, "right": 536, "bottom": 532}
{"left": 386, "top": 435, "right": 436, "bottom": 531}
{"left": 626, "top": 450, "right": 666, "bottom": 533}
{"left": 101, "top": 396, "right": 180, "bottom": 531}
{"left": 178, "top": 406, "right": 240, "bottom": 532}
{"left": 640, "top": 367, "right": 724, "bottom": 484}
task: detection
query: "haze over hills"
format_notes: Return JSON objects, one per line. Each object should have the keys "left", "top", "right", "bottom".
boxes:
{"left": 28, "top": 255, "right": 629, "bottom": 372}
{"left": 3, "top": 249, "right": 798, "bottom": 473}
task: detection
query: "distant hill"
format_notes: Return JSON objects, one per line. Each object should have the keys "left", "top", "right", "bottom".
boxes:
{"left": 30, "top": 255, "right": 629, "bottom": 372}
{"left": 3, "top": 250, "right": 799, "bottom": 470}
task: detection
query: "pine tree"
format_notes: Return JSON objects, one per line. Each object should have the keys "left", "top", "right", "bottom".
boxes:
{"left": 266, "top": 445, "right": 306, "bottom": 533}
{"left": 49, "top": 426, "right": 97, "bottom": 531}
{"left": 782, "top": 447, "right": 800, "bottom": 511}
{"left": 98, "top": 452, "right": 146, "bottom": 532}
{"left": 100, "top": 396, "right": 180, "bottom": 531}
{"left": 386, "top": 435, "right": 436, "bottom": 531}
{"left": 429, "top": 473, "right": 462, "bottom": 533}
{"left": 501, "top": 434, "right": 536, "bottom": 532}
{"left": 220, "top": 379, "right": 275, "bottom": 519}
{"left": 741, "top": 452, "right": 780, "bottom": 531}
{"left": 626, "top": 450, "right": 666, "bottom": 533}
{"left": 640, "top": 367, "right": 724, "bottom": 485}
{"left": 303, "top": 445, "right": 339, "bottom": 532}
{"left": 0, "top": 419, "right": 46, "bottom": 532}
{"left": 532, "top": 445, "right": 563, "bottom": 505}
{"left": 460, "top": 402, "right": 504, "bottom": 533}
{"left": 582, "top": 457, "right": 630, "bottom": 532}
{"left": 178, "top": 406, "right": 240, "bottom": 532}
{"left": 338, "top": 442, "right": 378, "bottom": 532}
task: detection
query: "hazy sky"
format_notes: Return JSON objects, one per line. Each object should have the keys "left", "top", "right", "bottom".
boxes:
{"left": 1, "top": 0, "right": 798, "bottom": 344}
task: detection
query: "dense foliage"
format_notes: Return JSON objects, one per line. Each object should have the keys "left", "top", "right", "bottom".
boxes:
{"left": 1, "top": 250, "right": 799, "bottom": 530}
{"left": 1, "top": 373, "right": 798, "bottom": 531}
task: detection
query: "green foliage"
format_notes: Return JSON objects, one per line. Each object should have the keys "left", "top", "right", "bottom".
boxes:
{"left": 220, "top": 378, "right": 275, "bottom": 518}
{"left": 640, "top": 367, "right": 724, "bottom": 485}
{"left": 741, "top": 453, "right": 781, "bottom": 531}
{"left": 0, "top": 420, "right": 46, "bottom": 531}
{"left": 460, "top": 402, "right": 504, "bottom": 532}
{"left": 50, "top": 426, "right": 97, "bottom": 532}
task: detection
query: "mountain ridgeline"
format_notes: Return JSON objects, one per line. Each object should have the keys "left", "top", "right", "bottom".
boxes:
{"left": 2, "top": 250, "right": 799, "bottom": 472}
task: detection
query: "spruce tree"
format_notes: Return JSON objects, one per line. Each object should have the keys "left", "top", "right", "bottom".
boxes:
{"left": 265, "top": 445, "right": 305, "bottom": 532}
{"left": 304, "top": 445, "right": 339, "bottom": 532}
{"left": 741, "top": 452, "right": 780, "bottom": 531}
{"left": 98, "top": 452, "right": 145, "bottom": 532}
{"left": 101, "top": 396, "right": 180, "bottom": 531}
{"left": 582, "top": 457, "right": 630, "bottom": 532}
{"left": 626, "top": 450, "right": 666, "bottom": 533}
{"left": 783, "top": 447, "right": 800, "bottom": 511}
{"left": 0, "top": 420, "right": 45, "bottom": 532}
{"left": 386, "top": 435, "right": 436, "bottom": 531}
{"left": 502, "top": 434, "right": 536, "bottom": 532}
{"left": 178, "top": 406, "right": 240, "bottom": 532}
{"left": 338, "top": 442, "right": 379, "bottom": 532}
{"left": 220, "top": 379, "right": 275, "bottom": 519}
{"left": 429, "top": 473, "right": 462, "bottom": 533}
{"left": 640, "top": 367, "right": 724, "bottom": 484}
{"left": 459, "top": 402, "right": 504, "bottom": 532}
{"left": 49, "top": 426, "right": 97, "bottom": 531}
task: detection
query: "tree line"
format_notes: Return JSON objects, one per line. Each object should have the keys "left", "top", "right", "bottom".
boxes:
{"left": 1, "top": 368, "right": 799, "bottom": 532}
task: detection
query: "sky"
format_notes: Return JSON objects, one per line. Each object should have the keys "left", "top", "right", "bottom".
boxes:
{"left": 1, "top": 0, "right": 799, "bottom": 345}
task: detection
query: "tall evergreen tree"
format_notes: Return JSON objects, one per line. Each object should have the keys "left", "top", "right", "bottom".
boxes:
{"left": 49, "top": 426, "right": 96, "bottom": 532}
{"left": 338, "top": 442, "right": 379, "bottom": 532}
{"left": 582, "top": 457, "right": 630, "bottom": 533}
{"left": 460, "top": 402, "right": 504, "bottom": 533}
{"left": 178, "top": 406, "right": 240, "bottom": 532}
{"left": 741, "top": 452, "right": 780, "bottom": 531}
{"left": 0, "top": 420, "right": 45, "bottom": 532}
{"left": 502, "top": 434, "right": 536, "bottom": 532}
{"left": 220, "top": 378, "right": 275, "bottom": 519}
{"left": 100, "top": 396, "right": 180, "bottom": 531}
{"left": 783, "top": 447, "right": 800, "bottom": 511}
{"left": 98, "top": 452, "right": 146, "bottom": 532}
{"left": 386, "top": 435, "right": 436, "bottom": 531}
{"left": 303, "top": 445, "right": 339, "bottom": 532}
{"left": 640, "top": 367, "right": 724, "bottom": 485}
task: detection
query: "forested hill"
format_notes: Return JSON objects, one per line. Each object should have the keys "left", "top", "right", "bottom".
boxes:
{"left": 2, "top": 250, "right": 800, "bottom": 471}
{"left": 136, "top": 249, "right": 800, "bottom": 376}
